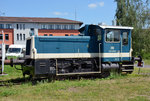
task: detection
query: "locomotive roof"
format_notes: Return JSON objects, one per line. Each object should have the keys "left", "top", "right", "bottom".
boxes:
{"left": 99, "top": 25, "right": 133, "bottom": 30}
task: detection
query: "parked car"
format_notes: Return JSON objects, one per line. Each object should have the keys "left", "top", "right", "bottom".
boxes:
{"left": 6, "top": 44, "right": 26, "bottom": 58}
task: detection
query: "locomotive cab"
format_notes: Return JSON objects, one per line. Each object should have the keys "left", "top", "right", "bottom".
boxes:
{"left": 79, "top": 24, "right": 134, "bottom": 73}
{"left": 99, "top": 25, "right": 133, "bottom": 62}
{"left": 79, "top": 25, "right": 133, "bottom": 63}
{"left": 99, "top": 25, "right": 134, "bottom": 73}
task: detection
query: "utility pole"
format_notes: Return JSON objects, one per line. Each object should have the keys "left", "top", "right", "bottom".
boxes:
{"left": 75, "top": 8, "right": 77, "bottom": 21}
{"left": 2, "top": 30, "right": 5, "bottom": 74}
{"left": 0, "top": 30, "right": 7, "bottom": 76}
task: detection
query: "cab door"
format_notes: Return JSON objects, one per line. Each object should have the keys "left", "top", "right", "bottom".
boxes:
{"left": 103, "top": 29, "right": 121, "bottom": 62}
{"left": 120, "top": 30, "right": 130, "bottom": 61}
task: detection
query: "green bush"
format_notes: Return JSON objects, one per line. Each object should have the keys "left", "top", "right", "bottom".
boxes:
{"left": 142, "top": 53, "right": 150, "bottom": 59}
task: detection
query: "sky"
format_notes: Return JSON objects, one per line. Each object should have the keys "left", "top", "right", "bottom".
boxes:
{"left": 0, "top": 0, "right": 117, "bottom": 26}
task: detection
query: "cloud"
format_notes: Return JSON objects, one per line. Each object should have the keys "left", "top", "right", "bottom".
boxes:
{"left": 88, "top": 3, "right": 97, "bottom": 8}
{"left": 53, "top": 12, "right": 68, "bottom": 16}
{"left": 53, "top": 12, "right": 61, "bottom": 15}
{"left": 88, "top": 1, "right": 104, "bottom": 8}
{"left": 63, "top": 12, "right": 68, "bottom": 15}
{"left": 99, "top": 2, "right": 104, "bottom": 7}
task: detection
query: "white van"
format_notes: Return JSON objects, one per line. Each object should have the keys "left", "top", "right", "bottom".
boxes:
{"left": 6, "top": 44, "right": 26, "bottom": 58}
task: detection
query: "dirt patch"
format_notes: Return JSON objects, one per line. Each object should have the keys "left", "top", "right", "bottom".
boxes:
{"left": 67, "top": 87, "right": 80, "bottom": 93}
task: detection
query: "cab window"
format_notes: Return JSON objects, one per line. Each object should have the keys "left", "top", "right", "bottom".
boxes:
{"left": 106, "top": 29, "right": 120, "bottom": 42}
{"left": 122, "top": 32, "right": 128, "bottom": 45}
{"left": 88, "top": 25, "right": 102, "bottom": 41}
{"left": 88, "top": 25, "right": 101, "bottom": 35}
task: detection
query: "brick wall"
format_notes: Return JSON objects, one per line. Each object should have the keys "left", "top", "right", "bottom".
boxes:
{"left": 38, "top": 29, "right": 80, "bottom": 36}
{"left": 0, "top": 29, "right": 14, "bottom": 45}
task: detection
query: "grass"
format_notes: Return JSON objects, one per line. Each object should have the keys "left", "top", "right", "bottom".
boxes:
{"left": 143, "top": 59, "right": 150, "bottom": 65}
{"left": 6, "top": 56, "right": 18, "bottom": 60}
{"left": 0, "top": 66, "right": 150, "bottom": 101}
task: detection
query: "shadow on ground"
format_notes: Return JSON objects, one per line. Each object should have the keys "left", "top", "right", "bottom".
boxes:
{"left": 0, "top": 72, "right": 121, "bottom": 86}
{"left": 0, "top": 77, "right": 31, "bottom": 87}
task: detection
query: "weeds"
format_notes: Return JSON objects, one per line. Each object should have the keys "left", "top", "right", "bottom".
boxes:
{"left": 1, "top": 89, "right": 17, "bottom": 97}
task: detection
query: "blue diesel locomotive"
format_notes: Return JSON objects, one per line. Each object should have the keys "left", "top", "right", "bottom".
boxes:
{"left": 19, "top": 24, "right": 139, "bottom": 78}
{"left": 6, "top": 24, "right": 142, "bottom": 80}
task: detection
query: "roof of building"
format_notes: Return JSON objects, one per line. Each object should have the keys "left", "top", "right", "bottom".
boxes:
{"left": 0, "top": 16, "right": 83, "bottom": 25}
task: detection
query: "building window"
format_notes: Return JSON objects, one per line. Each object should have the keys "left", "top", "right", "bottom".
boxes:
{"left": 17, "top": 34, "right": 19, "bottom": 40}
{"left": 0, "top": 24, "right": 4, "bottom": 29}
{"left": 56, "top": 25, "right": 61, "bottom": 29}
{"left": 0, "top": 34, "right": 3, "bottom": 40}
{"left": 62, "top": 25, "right": 68, "bottom": 30}
{"left": 48, "top": 25, "right": 54, "bottom": 29}
{"left": 70, "top": 34, "right": 74, "bottom": 36}
{"left": 20, "top": 34, "right": 22, "bottom": 40}
{"left": 23, "top": 24, "right": 25, "bottom": 30}
{"left": 69, "top": 25, "right": 75, "bottom": 30}
{"left": 41, "top": 24, "right": 47, "bottom": 29}
{"left": 20, "top": 24, "right": 22, "bottom": 30}
{"left": 23, "top": 34, "right": 25, "bottom": 40}
{"left": 6, "top": 24, "right": 12, "bottom": 29}
{"left": 44, "top": 34, "right": 47, "bottom": 36}
{"left": 30, "top": 28, "right": 34, "bottom": 36}
{"left": 65, "top": 34, "right": 69, "bottom": 36}
{"left": 17, "top": 24, "right": 19, "bottom": 29}
{"left": 5, "top": 34, "right": 9, "bottom": 40}
{"left": 49, "top": 34, "right": 53, "bottom": 36}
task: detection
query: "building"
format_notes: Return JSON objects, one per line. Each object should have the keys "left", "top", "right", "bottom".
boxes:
{"left": 0, "top": 16, "right": 83, "bottom": 46}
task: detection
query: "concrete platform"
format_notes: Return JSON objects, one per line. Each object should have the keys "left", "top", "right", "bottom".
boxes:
{"left": 0, "top": 73, "right": 8, "bottom": 76}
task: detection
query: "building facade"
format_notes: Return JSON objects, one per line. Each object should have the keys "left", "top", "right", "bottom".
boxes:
{"left": 0, "top": 17, "right": 83, "bottom": 46}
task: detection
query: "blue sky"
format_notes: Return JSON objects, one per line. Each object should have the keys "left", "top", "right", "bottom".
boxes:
{"left": 0, "top": 0, "right": 116, "bottom": 25}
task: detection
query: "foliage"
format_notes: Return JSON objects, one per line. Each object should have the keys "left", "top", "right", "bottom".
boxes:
{"left": 115, "top": 0, "right": 150, "bottom": 58}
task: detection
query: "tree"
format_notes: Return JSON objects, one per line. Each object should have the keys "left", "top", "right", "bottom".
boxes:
{"left": 115, "top": 0, "right": 150, "bottom": 58}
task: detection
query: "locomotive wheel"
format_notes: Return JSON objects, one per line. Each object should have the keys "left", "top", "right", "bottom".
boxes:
{"left": 101, "top": 71, "right": 110, "bottom": 78}
{"left": 29, "top": 75, "right": 33, "bottom": 80}
{"left": 47, "top": 75, "right": 55, "bottom": 83}
{"left": 126, "top": 71, "right": 133, "bottom": 74}
{"left": 31, "top": 79, "right": 37, "bottom": 85}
